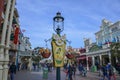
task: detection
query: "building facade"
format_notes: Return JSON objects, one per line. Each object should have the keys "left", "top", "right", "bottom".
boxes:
{"left": 96, "top": 19, "right": 120, "bottom": 46}
{"left": 78, "top": 19, "right": 120, "bottom": 71}
{"left": 0, "top": 0, "right": 32, "bottom": 80}
{"left": 0, "top": 0, "right": 16, "bottom": 80}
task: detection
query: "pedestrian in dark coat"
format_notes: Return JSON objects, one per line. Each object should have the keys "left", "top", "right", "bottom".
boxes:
{"left": 102, "top": 64, "right": 109, "bottom": 80}
{"left": 78, "top": 63, "right": 83, "bottom": 75}
{"left": 9, "top": 62, "right": 16, "bottom": 80}
{"left": 72, "top": 64, "right": 76, "bottom": 77}
{"left": 68, "top": 64, "right": 73, "bottom": 80}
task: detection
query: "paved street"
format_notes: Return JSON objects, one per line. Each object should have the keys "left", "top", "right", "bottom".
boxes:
{"left": 12, "top": 70, "right": 100, "bottom": 80}
{"left": 12, "top": 69, "right": 120, "bottom": 80}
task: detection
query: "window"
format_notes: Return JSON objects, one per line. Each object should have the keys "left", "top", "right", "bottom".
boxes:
{"left": 111, "top": 27, "right": 118, "bottom": 32}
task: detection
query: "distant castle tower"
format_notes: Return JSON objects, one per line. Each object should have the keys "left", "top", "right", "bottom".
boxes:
{"left": 84, "top": 38, "right": 92, "bottom": 52}
{"left": 84, "top": 38, "right": 92, "bottom": 47}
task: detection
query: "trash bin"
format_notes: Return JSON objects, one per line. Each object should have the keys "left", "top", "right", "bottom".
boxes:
{"left": 43, "top": 67, "right": 48, "bottom": 79}
{"left": 91, "top": 65, "right": 97, "bottom": 72}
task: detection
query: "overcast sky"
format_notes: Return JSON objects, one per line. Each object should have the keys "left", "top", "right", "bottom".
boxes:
{"left": 16, "top": 0, "right": 120, "bottom": 49}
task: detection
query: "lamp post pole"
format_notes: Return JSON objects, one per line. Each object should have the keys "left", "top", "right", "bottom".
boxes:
{"left": 53, "top": 12, "right": 64, "bottom": 80}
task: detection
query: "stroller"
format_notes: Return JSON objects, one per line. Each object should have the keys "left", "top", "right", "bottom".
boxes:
{"left": 82, "top": 67, "right": 87, "bottom": 77}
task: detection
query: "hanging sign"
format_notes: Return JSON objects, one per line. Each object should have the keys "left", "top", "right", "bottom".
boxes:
{"left": 51, "top": 34, "right": 66, "bottom": 67}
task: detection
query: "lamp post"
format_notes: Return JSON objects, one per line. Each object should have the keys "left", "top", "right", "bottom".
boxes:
{"left": 53, "top": 12, "right": 64, "bottom": 35}
{"left": 53, "top": 12, "right": 64, "bottom": 80}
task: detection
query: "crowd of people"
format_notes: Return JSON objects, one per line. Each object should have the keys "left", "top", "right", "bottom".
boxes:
{"left": 63, "top": 62, "right": 87, "bottom": 80}
{"left": 8, "top": 61, "right": 30, "bottom": 80}
{"left": 63, "top": 61, "right": 120, "bottom": 80}
{"left": 98, "top": 62, "right": 120, "bottom": 80}
{"left": 32, "top": 62, "right": 53, "bottom": 72}
{"left": 8, "top": 61, "right": 120, "bottom": 80}
{"left": 100, "top": 63, "right": 116, "bottom": 80}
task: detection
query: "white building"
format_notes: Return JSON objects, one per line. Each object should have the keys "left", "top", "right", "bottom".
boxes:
{"left": 96, "top": 19, "right": 120, "bottom": 46}
{"left": 79, "top": 19, "right": 120, "bottom": 71}
{"left": 18, "top": 36, "right": 32, "bottom": 65}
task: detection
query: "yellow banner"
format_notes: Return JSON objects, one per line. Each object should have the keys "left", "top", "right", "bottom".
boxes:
{"left": 51, "top": 40, "right": 66, "bottom": 67}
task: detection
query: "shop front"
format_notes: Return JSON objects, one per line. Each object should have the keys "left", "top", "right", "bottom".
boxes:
{"left": 77, "top": 55, "right": 92, "bottom": 69}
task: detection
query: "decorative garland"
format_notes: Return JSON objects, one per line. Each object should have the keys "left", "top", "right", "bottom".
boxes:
{"left": 66, "top": 47, "right": 75, "bottom": 59}
{"left": 52, "top": 34, "right": 66, "bottom": 46}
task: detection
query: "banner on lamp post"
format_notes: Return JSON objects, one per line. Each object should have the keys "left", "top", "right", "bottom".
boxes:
{"left": 51, "top": 34, "right": 66, "bottom": 67}
{"left": 14, "top": 25, "right": 19, "bottom": 45}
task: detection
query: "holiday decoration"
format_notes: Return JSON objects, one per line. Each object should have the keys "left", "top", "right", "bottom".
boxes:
{"left": 39, "top": 48, "right": 51, "bottom": 58}
{"left": 51, "top": 34, "right": 66, "bottom": 67}
{"left": 66, "top": 47, "right": 75, "bottom": 59}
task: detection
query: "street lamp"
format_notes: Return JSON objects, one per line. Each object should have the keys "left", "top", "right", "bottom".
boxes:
{"left": 53, "top": 12, "right": 64, "bottom": 80}
{"left": 53, "top": 12, "right": 64, "bottom": 34}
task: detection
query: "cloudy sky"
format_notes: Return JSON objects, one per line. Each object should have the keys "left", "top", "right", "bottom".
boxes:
{"left": 16, "top": 0, "right": 120, "bottom": 49}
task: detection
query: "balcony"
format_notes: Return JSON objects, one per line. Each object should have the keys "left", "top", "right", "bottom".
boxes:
{"left": 19, "top": 51, "right": 32, "bottom": 57}
{"left": 9, "top": 41, "right": 18, "bottom": 51}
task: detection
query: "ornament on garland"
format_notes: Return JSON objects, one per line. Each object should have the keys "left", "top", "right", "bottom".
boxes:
{"left": 52, "top": 34, "right": 66, "bottom": 46}
{"left": 39, "top": 48, "right": 51, "bottom": 58}
{"left": 66, "top": 47, "right": 74, "bottom": 59}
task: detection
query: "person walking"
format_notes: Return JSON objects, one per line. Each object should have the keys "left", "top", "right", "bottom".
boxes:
{"left": 33, "top": 63, "right": 36, "bottom": 71}
{"left": 98, "top": 65, "right": 102, "bottom": 77}
{"left": 68, "top": 64, "right": 73, "bottom": 80}
{"left": 116, "top": 62, "right": 120, "bottom": 75}
{"left": 108, "top": 63, "right": 116, "bottom": 80}
{"left": 101, "top": 64, "right": 108, "bottom": 80}
{"left": 63, "top": 64, "right": 68, "bottom": 80}
{"left": 78, "top": 63, "right": 83, "bottom": 75}
{"left": 18, "top": 63, "right": 21, "bottom": 71}
{"left": 9, "top": 62, "right": 16, "bottom": 80}
{"left": 72, "top": 64, "right": 76, "bottom": 77}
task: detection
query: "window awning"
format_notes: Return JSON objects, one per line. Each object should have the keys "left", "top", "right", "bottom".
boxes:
{"left": 78, "top": 57, "right": 86, "bottom": 60}
{"left": 77, "top": 55, "right": 86, "bottom": 60}
{"left": 77, "top": 56, "right": 92, "bottom": 61}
